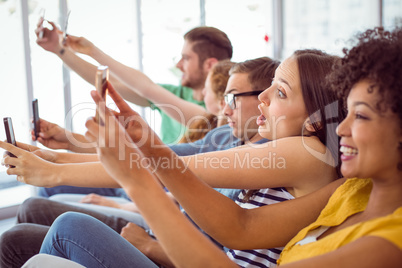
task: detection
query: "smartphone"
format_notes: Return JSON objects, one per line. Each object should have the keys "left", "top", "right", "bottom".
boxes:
{"left": 3, "top": 117, "right": 17, "bottom": 161}
{"left": 38, "top": 9, "right": 45, "bottom": 39}
{"left": 95, "top": 65, "right": 109, "bottom": 124}
{"left": 62, "top": 10, "right": 71, "bottom": 45}
{"left": 32, "top": 99, "right": 40, "bottom": 139}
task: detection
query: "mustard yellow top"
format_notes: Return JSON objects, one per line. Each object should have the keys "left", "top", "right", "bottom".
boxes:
{"left": 278, "top": 178, "right": 402, "bottom": 265}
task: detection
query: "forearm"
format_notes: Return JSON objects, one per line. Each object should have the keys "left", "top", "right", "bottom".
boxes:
{"left": 142, "top": 240, "right": 175, "bottom": 268}
{"left": 56, "top": 46, "right": 99, "bottom": 85}
{"left": 65, "top": 131, "right": 97, "bottom": 154}
{"left": 55, "top": 151, "right": 98, "bottom": 163}
{"left": 90, "top": 46, "right": 154, "bottom": 97}
{"left": 139, "top": 144, "right": 250, "bottom": 247}
{"left": 122, "top": 167, "right": 235, "bottom": 268}
{"left": 55, "top": 162, "right": 120, "bottom": 188}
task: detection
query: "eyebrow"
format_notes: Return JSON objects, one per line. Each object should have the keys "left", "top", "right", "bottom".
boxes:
{"left": 278, "top": 78, "right": 292, "bottom": 90}
{"left": 226, "top": 89, "right": 238, "bottom": 94}
{"left": 353, "top": 101, "right": 375, "bottom": 111}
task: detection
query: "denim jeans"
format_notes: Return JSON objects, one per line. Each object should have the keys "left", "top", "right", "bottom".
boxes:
{"left": 40, "top": 212, "right": 159, "bottom": 267}
{"left": 0, "top": 197, "right": 147, "bottom": 268}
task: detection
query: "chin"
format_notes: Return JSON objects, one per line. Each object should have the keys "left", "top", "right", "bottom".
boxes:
{"left": 257, "top": 126, "right": 271, "bottom": 140}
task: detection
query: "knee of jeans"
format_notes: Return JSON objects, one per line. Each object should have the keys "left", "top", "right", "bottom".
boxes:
{"left": 53, "top": 212, "right": 95, "bottom": 230}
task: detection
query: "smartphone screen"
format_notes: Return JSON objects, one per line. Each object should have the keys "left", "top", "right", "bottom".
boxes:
{"left": 95, "top": 65, "right": 109, "bottom": 124}
{"left": 3, "top": 117, "right": 17, "bottom": 159}
{"left": 32, "top": 99, "right": 40, "bottom": 139}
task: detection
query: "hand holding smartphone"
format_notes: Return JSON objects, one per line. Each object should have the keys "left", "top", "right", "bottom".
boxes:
{"left": 3, "top": 117, "right": 17, "bottom": 167}
{"left": 95, "top": 65, "right": 109, "bottom": 124}
{"left": 32, "top": 99, "right": 40, "bottom": 139}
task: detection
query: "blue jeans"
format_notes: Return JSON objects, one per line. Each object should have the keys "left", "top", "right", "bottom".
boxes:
{"left": 40, "top": 212, "right": 158, "bottom": 267}
{"left": 38, "top": 186, "right": 130, "bottom": 200}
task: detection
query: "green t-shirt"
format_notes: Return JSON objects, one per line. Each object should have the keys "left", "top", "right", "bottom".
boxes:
{"left": 150, "top": 84, "right": 205, "bottom": 144}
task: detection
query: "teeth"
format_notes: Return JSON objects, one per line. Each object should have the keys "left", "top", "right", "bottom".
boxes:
{"left": 340, "top": 146, "right": 358, "bottom": 156}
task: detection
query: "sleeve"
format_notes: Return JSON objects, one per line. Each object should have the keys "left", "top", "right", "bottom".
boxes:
{"left": 368, "top": 214, "right": 402, "bottom": 250}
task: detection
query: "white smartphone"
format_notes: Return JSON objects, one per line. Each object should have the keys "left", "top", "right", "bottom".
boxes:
{"left": 38, "top": 9, "right": 46, "bottom": 38}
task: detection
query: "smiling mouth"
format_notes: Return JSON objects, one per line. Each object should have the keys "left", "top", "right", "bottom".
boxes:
{"left": 340, "top": 146, "right": 358, "bottom": 156}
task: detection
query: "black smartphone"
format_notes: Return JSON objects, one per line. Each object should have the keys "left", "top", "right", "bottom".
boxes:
{"left": 32, "top": 99, "right": 40, "bottom": 139}
{"left": 95, "top": 65, "right": 109, "bottom": 124}
{"left": 3, "top": 117, "right": 17, "bottom": 161}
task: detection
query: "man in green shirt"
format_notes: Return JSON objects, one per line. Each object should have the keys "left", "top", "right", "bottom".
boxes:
{"left": 36, "top": 22, "right": 233, "bottom": 143}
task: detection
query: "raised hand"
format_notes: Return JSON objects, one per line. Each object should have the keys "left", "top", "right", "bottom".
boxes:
{"left": 85, "top": 92, "right": 139, "bottom": 187}
{"left": 35, "top": 19, "right": 63, "bottom": 54}
{"left": 99, "top": 83, "right": 156, "bottom": 146}
{"left": 31, "top": 118, "right": 70, "bottom": 150}
{"left": 0, "top": 141, "right": 57, "bottom": 187}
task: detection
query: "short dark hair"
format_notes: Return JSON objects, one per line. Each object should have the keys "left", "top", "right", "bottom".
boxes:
{"left": 184, "top": 26, "right": 233, "bottom": 65}
{"left": 229, "top": 57, "right": 280, "bottom": 92}
{"left": 293, "top": 49, "right": 345, "bottom": 177}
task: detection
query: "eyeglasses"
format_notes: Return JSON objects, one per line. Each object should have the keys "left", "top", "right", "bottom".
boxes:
{"left": 224, "top": 91, "right": 263, "bottom": 110}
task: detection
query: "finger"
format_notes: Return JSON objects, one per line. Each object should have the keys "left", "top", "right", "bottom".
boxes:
{"left": 95, "top": 94, "right": 114, "bottom": 128}
{"left": 84, "top": 124, "right": 98, "bottom": 144}
{"left": 0, "top": 141, "right": 25, "bottom": 157}
{"left": 47, "top": 21, "right": 58, "bottom": 32}
{"left": 14, "top": 141, "right": 36, "bottom": 152}
{"left": 106, "top": 83, "right": 133, "bottom": 113}
{"left": 3, "top": 155, "right": 19, "bottom": 168}
{"left": 90, "top": 90, "right": 103, "bottom": 105}
{"left": 39, "top": 124, "right": 61, "bottom": 139}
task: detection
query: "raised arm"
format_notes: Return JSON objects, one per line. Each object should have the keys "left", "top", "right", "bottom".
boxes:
{"left": 69, "top": 34, "right": 207, "bottom": 126}
{"left": 35, "top": 20, "right": 150, "bottom": 107}
{"left": 180, "top": 137, "right": 337, "bottom": 195}
{"left": 0, "top": 141, "right": 119, "bottom": 188}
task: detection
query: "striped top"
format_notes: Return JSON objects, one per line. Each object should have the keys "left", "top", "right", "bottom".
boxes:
{"left": 227, "top": 187, "right": 294, "bottom": 267}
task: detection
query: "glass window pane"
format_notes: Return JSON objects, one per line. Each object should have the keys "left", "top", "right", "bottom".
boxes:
{"left": 66, "top": 0, "right": 141, "bottom": 134}
{"left": 30, "top": 0, "right": 66, "bottom": 130}
{"left": 383, "top": 0, "right": 402, "bottom": 30}
{"left": 0, "top": 0, "right": 36, "bottom": 206}
{"left": 205, "top": 0, "right": 274, "bottom": 61}
{"left": 283, "top": 0, "right": 380, "bottom": 59}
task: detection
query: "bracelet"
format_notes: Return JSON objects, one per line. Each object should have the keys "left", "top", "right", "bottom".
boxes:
{"left": 59, "top": 48, "right": 65, "bottom": 55}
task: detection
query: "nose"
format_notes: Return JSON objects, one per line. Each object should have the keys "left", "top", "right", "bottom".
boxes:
{"left": 222, "top": 100, "right": 233, "bottom": 117}
{"left": 258, "top": 86, "right": 271, "bottom": 105}
{"left": 176, "top": 58, "right": 183, "bottom": 69}
{"left": 336, "top": 115, "right": 350, "bottom": 137}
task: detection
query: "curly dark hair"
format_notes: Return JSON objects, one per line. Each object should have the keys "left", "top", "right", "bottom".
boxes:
{"left": 328, "top": 27, "right": 402, "bottom": 170}
{"left": 328, "top": 27, "right": 402, "bottom": 124}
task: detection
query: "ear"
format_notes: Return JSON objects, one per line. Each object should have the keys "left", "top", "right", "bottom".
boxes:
{"left": 304, "top": 118, "right": 316, "bottom": 133}
{"left": 304, "top": 117, "right": 323, "bottom": 134}
{"left": 204, "top": 58, "right": 219, "bottom": 72}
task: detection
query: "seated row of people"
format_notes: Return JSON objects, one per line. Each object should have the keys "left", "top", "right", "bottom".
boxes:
{"left": 0, "top": 26, "right": 401, "bottom": 267}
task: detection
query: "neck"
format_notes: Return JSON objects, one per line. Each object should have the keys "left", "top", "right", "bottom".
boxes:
{"left": 191, "top": 88, "right": 204, "bottom": 101}
{"left": 363, "top": 175, "right": 402, "bottom": 217}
